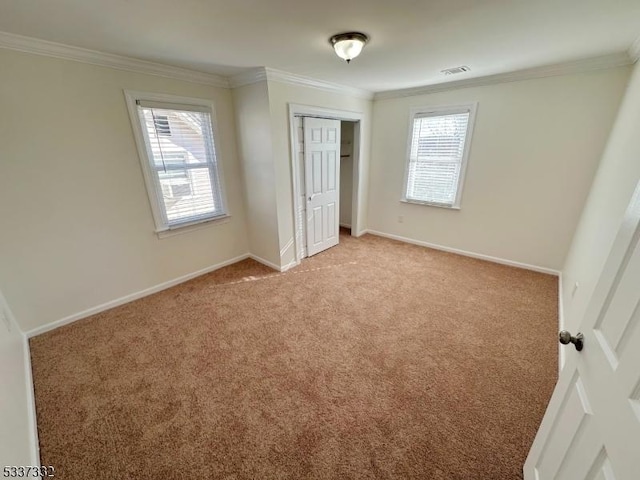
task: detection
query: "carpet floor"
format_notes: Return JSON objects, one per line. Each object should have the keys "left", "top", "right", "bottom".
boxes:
{"left": 30, "top": 232, "right": 558, "bottom": 479}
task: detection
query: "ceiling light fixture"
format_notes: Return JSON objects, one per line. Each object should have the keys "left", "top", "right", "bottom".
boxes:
{"left": 329, "top": 32, "right": 369, "bottom": 63}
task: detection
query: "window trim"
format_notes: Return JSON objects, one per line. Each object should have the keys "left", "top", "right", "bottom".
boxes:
{"left": 401, "top": 102, "right": 478, "bottom": 210}
{"left": 124, "top": 90, "right": 230, "bottom": 235}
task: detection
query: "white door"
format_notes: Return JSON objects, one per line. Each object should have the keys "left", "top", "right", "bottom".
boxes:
{"left": 304, "top": 117, "right": 340, "bottom": 257}
{"left": 524, "top": 185, "right": 640, "bottom": 479}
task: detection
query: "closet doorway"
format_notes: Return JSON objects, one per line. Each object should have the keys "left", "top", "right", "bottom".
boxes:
{"left": 288, "top": 104, "right": 365, "bottom": 262}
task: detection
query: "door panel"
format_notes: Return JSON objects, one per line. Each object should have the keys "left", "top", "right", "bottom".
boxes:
{"left": 304, "top": 117, "right": 341, "bottom": 257}
{"left": 533, "top": 375, "right": 592, "bottom": 480}
{"left": 327, "top": 151, "right": 337, "bottom": 191}
{"left": 585, "top": 449, "right": 615, "bottom": 480}
{"left": 525, "top": 184, "right": 640, "bottom": 480}
{"left": 312, "top": 152, "right": 322, "bottom": 194}
{"left": 595, "top": 242, "right": 640, "bottom": 359}
{"left": 311, "top": 126, "right": 322, "bottom": 142}
{"left": 312, "top": 206, "right": 322, "bottom": 245}
{"left": 630, "top": 380, "right": 640, "bottom": 421}
{"left": 327, "top": 202, "right": 336, "bottom": 238}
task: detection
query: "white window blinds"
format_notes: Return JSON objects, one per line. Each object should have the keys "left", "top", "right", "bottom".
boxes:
{"left": 135, "top": 100, "right": 226, "bottom": 229}
{"left": 404, "top": 107, "right": 474, "bottom": 207}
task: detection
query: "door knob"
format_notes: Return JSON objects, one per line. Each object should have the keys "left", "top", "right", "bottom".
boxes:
{"left": 559, "top": 330, "right": 584, "bottom": 352}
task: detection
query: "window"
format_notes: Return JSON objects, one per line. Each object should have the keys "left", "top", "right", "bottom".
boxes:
{"left": 125, "top": 92, "right": 228, "bottom": 233}
{"left": 403, "top": 104, "right": 476, "bottom": 209}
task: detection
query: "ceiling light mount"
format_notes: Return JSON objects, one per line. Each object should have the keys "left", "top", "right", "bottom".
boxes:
{"left": 330, "top": 32, "right": 369, "bottom": 64}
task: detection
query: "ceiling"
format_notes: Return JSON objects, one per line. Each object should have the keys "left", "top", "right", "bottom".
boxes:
{"left": 0, "top": 0, "right": 639, "bottom": 92}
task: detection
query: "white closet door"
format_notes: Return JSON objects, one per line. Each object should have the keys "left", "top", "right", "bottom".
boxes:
{"left": 304, "top": 117, "right": 341, "bottom": 257}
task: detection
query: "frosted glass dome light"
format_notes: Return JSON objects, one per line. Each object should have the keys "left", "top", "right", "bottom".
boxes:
{"left": 330, "top": 32, "right": 369, "bottom": 63}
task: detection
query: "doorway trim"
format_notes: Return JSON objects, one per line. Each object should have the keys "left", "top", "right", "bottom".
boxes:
{"left": 288, "top": 103, "right": 365, "bottom": 264}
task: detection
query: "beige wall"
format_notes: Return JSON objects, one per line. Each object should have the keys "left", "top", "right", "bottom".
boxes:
{"left": 562, "top": 62, "right": 640, "bottom": 332}
{"left": 266, "top": 81, "right": 373, "bottom": 268}
{"left": 0, "top": 289, "right": 35, "bottom": 466}
{"left": 232, "top": 81, "right": 281, "bottom": 266}
{"left": 367, "top": 67, "right": 631, "bottom": 270}
{"left": 0, "top": 47, "right": 633, "bottom": 333}
{"left": 0, "top": 49, "right": 249, "bottom": 332}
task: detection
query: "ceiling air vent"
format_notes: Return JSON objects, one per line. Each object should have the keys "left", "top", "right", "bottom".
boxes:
{"left": 441, "top": 66, "right": 471, "bottom": 75}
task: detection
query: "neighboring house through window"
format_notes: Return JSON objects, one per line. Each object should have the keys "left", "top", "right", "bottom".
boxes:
{"left": 153, "top": 115, "right": 172, "bottom": 137}
{"left": 403, "top": 103, "right": 477, "bottom": 209}
{"left": 125, "top": 91, "right": 228, "bottom": 234}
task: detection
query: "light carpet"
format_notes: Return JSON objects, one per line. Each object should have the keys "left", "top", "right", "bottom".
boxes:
{"left": 30, "top": 232, "right": 558, "bottom": 479}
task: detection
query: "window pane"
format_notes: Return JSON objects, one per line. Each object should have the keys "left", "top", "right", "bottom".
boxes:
{"left": 159, "top": 167, "right": 219, "bottom": 223}
{"left": 153, "top": 115, "right": 171, "bottom": 136}
{"left": 407, "top": 161, "right": 460, "bottom": 205}
{"left": 141, "top": 109, "right": 213, "bottom": 169}
{"left": 137, "top": 103, "right": 225, "bottom": 227}
{"left": 406, "top": 110, "right": 470, "bottom": 205}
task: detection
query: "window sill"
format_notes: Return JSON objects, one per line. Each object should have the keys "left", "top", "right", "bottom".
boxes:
{"left": 400, "top": 199, "right": 461, "bottom": 210}
{"left": 156, "top": 214, "right": 231, "bottom": 239}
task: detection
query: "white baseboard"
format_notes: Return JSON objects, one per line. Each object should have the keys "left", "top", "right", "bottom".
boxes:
{"left": 280, "top": 259, "right": 299, "bottom": 272}
{"left": 339, "top": 223, "right": 352, "bottom": 229}
{"left": 22, "top": 333, "right": 40, "bottom": 470}
{"left": 364, "top": 229, "right": 561, "bottom": 276}
{"left": 26, "top": 253, "right": 251, "bottom": 338}
{"left": 248, "top": 254, "right": 285, "bottom": 272}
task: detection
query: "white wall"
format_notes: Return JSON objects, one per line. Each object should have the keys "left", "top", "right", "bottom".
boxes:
{"left": 0, "top": 49, "right": 249, "bottom": 332}
{"left": 232, "top": 81, "right": 281, "bottom": 267}
{"left": 368, "top": 67, "right": 631, "bottom": 270}
{"left": 266, "top": 81, "right": 373, "bottom": 268}
{"left": 0, "top": 289, "right": 37, "bottom": 467}
{"left": 340, "top": 122, "right": 354, "bottom": 227}
{"left": 562, "top": 62, "right": 640, "bottom": 332}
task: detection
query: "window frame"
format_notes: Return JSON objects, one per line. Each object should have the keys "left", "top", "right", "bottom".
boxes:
{"left": 124, "top": 90, "right": 230, "bottom": 236}
{"left": 401, "top": 102, "right": 478, "bottom": 210}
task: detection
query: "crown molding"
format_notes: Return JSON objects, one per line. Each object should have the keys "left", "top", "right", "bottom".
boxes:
{"left": 265, "top": 68, "right": 374, "bottom": 100}
{"left": 228, "top": 68, "right": 268, "bottom": 88}
{"left": 0, "top": 31, "right": 230, "bottom": 88}
{"left": 629, "top": 36, "right": 640, "bottom": 63}
{"left": 374, "top": 52, "right": 634, "bottom": 100}
{"left": 229, "top": 67, "right": 374, "bottom": 100}
{"left": 2, "top": 29, "right": 634, "bottom": 101}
